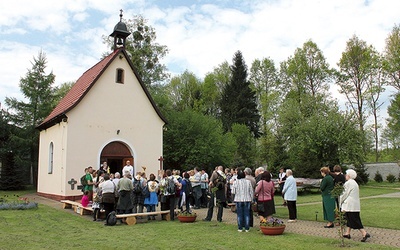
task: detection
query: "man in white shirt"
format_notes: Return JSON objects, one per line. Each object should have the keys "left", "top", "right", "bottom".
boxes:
{"left": 278, "top": 167, "right": 287, "bottom": 206}
{"left": 192, "top": 167, "right": 202, "bottom": 209}
{"left": 122, "top": 160, "right": 134, "bottom": 178}
{"left": 200, "top": 169, "right": 209, "bottom": 207}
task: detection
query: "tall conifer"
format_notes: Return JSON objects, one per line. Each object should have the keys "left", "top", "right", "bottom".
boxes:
{"left": 220, "top": 51, "right": 260, "bottom": 137}
{"left": 5, "top": 51, "right": 56, "bottom": 187}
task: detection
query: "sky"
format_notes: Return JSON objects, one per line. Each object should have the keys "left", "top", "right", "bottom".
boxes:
{"left": 0, "top": 0, "right": 399, "bottom": 123}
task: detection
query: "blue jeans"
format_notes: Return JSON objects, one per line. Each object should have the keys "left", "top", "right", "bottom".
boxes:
{"left": 236, "top": 201, "right": 250, "bottom": 230}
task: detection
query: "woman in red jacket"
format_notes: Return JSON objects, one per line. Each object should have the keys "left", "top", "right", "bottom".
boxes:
{"left": 254, "top": 171, "right": 275, "bottom": 221}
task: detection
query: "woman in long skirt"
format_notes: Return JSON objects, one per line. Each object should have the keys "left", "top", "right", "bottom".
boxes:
{"left": 340, "top": 169, "right": 371, "bottom": 242}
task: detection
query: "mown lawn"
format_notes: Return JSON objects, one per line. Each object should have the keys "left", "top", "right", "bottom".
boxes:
{"left": 0, "top": 204, "right": 396, "bottom": 250}
{"left": 0, "top": 182, "right": 399, "bottom": 250}
{"left": 273, "top": 181, "right": 400, "bottom": 229}
{"left": 273, "top": 182, "right": 400, "bottom": 207}
{"left": 275, "top": 198, "right": 400, "bottom": 230}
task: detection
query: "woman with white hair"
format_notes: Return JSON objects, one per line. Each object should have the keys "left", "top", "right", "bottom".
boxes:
{"left": 282, "top": 169, "right": 297, "bottom": 222}
{"left": 340, "top": 169, "right": 371, "bottom": 242}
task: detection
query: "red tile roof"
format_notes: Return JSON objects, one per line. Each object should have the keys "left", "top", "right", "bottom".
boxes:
{"left": 37, "top": 48, "right": 166, "bottom": 130}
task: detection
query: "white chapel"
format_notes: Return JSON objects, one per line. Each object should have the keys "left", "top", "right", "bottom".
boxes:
{"left": 36, "top": 12, "right": 166, "bottom": 200}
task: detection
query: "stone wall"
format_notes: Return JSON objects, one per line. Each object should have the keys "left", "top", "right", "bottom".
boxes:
{"left": 364, "top": 162, "right": 400, "bottom": 180}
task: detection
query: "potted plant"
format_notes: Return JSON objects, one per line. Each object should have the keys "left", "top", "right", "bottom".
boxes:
{"left": 177, "top": 211, "right": 197, "bottom": 223}
{"left": 259, "top": 217, "right": 285, "bottom": 235}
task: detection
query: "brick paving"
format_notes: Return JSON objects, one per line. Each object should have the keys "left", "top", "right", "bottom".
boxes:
{"left": 26, "top": 193, "right": 400, "bottom": 248}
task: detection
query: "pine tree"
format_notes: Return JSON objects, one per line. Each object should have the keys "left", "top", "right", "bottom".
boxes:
{"left": 220, "top": 51, "right": 260, "bottom": 137}
{"left": 4, "top": 51, "right": 56, "bottom": 188}
{"left": 0, "top": 108, "right": 25, "bottom": 190}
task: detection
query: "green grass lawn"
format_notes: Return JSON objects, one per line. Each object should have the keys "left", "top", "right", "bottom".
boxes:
{"left": 0, "top": 183, "right": 399, "bottom": 250}
{"left": 0, "top": 204, "right": 396, "bottom": 250}
{"left": 273, "top": 182, "right": 400, "bottom": 230}
{"left": 365, "top": 180, "right": 400, "bottom": 188}
{"left": 275, "top": 198, "right": 400, "bottom": 230}
{"left": 275, "top": 182, "right": 400, "bottom": 205}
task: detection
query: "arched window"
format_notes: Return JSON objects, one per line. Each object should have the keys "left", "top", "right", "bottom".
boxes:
{"left": 48, "top": 142, "right": 54, "bottom": 174}
{"left": 116, "top": 68, "right": 124, "bottom": 83}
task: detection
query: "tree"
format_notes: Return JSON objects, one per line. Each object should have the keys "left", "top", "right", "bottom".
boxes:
{"left": 231, "top": 123, "right": 257, "bottom": 167}
{"left": 163, "top": 110, "right": 236, "bottom": 172}
{"left": 384, "top": 24, "right": 400, "bottom": 90}
{"left": 249, "top": 57, "right": 281, "bottom": 133}
{"left": 336, "top": 35, "right": 381, "bottom": 145}
{"left": 53, "top": 81, "right": 74, "bottom": 106}
{"left": 280, "top": 40, "right": 331, "bottom": 107}
{"left": 277, "top": 93, "right": 365, "bottom": 178}
{"left": 202, "top": 61, "right": 231, "bottom": 118}
{"left": 167, "top": 70, "right": 202, "bottom": 112}
{"left": 383, "top": 93, "right": 400, "bottom": 150}
{"left": 4, "top": 51, "right": 56, "bottom": 187}
{"left": 366, "top": 55, "right": 386, "bottom": 162}
{"left": 220, "top": 51, "right": 260, "bottom": 137}
{"left": 103, "top": 15, "right": 169, "bottom": 88}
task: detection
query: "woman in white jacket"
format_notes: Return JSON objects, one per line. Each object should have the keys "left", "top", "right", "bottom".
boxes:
{"left": 282, "top": 169, "right": 297, "bottom": 222}
{"left": 340, "top": 169, "right": 371, "bottom": 242}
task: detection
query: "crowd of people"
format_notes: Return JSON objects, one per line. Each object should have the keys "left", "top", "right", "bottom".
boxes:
{"left": 79, "top": 161, "right": 370, "bottom": 242}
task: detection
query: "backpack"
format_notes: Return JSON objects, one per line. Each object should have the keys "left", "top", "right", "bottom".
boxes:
{"left": 166, "top": 177, "right": 176, "bottom": 194}
{"left": 106, "top": 211, "right": 117, "bottom": 226}
{"left": 215, "top": 172, "right": 225, "bottom": 190}
{"left": 133, "top": 178, "right": 142, "bottom": 194}
{"left": 142, "top": 183, "right": 150, "bottom": 198}
{"left": 184, "top": 179, "right": 193, "bottom": 197}
{"left": 175, "top": 177, "right": 182, "bottom": 197}
{"left": 80, "top": 175, "right": 88, "bottom": 192}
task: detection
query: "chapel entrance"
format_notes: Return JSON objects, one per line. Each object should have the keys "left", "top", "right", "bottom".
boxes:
{"left": 100, "top": 141, "right": 133, "bottom": 174}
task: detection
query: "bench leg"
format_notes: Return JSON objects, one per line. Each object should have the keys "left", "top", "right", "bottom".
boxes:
{"left": 125, "top": 217, "right": 137, "bottom": 226}
{"left": 62, "top": 203, "right": 72, "bottom": 209}
{"left": 165, "top": 213, "right": 171, "bottom": 221}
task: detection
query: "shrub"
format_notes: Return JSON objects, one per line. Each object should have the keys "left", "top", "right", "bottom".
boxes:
{"left": 0, "top": 202, "right": 38, "bottom": 210}
{"left": 386, "top": 174, "right": 396, "bottom": 183}
{"left": 354, "top": 164, "right": 369, "bottom": 185}
{"left": 374, "top": 171, "right": 383, "bottom": 183}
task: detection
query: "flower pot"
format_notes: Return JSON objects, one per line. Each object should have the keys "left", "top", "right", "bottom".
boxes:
{"left": 260, "top": 225, "right": 286, "bottom": 235}
{"left": 177, "top": 215, "right": 197, "bottom": 223}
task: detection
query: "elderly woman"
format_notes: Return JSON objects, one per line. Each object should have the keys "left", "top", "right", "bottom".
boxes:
{"left": 282, "top": 169, "right": 297, "bottom": 222}
{"left": 99, "top": 174, "right": 116, "bottom": 220}
{"left": 232, "top": 169, "right": 254, "bottom": 232}
{"left": 320, "top": 166, "right": 335, "bottom": 228}
{"left": 254, "top": 171, "right": 275, "bottom": 221}
{"left": 340, "top": 169, "right": 371, "bottom": 242}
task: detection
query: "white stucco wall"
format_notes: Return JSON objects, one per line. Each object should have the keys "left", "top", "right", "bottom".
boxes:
{"left": 37, "top": 120, "right": 68, "bottom": 196}
{"left": 38, "top": 51, "right": 164, "bottom": 198}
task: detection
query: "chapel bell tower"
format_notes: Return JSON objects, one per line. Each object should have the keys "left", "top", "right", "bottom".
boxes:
{"left": 110, "top": 9, "right": 131, "bottom": 51}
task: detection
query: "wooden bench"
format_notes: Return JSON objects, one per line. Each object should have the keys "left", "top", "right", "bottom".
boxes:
{"left": 61, "top": 200, "right": 95, "bottom": 216}
{"left": 116, "top": 210, "right": 180, "bottom": 225}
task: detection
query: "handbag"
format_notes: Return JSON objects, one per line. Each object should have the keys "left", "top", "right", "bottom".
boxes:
{"left": 254, "top": 181, "right": 265, "bottom": 212}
